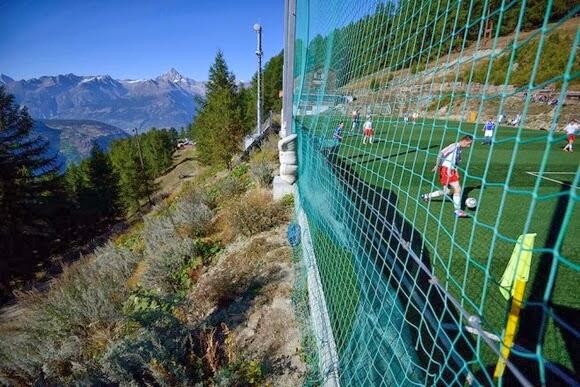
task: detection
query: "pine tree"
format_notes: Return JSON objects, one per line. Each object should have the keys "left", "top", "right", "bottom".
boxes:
{"left": 206, "top": 50, "right": 236, "bottom": 97}
{"left": 193, "top": 51, "right": 245, "bottom": 168}
{"left": 109, "top": 138, "right": 155, "bottom": 213}
{"left": 86, "top": 143, "right": 120, "bottom": 219}
{"left": 0, "top": 87, "right": 60, "bottom": 266}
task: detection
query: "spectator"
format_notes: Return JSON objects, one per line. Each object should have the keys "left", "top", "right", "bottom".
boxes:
{"left": 497, "top": 113, "right": 505, "bottom": 125}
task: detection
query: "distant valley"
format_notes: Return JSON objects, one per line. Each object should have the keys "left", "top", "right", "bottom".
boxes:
{"left": 1, "top": 69, "right": 205, "bottom": 131}
{"left": 34, "top": 119, "right": 128, "bottom": 168}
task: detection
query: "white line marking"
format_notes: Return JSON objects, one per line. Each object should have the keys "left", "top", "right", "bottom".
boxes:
{"left": 526, "top": 171, "right": 573, "bottom": 186}
{"left": 527, "top": 172, "right": 576, "bottom": 175}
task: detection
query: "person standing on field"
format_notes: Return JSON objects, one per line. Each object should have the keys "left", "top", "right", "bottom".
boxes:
{"left": 362, "top": 115, "right": 374, "bottom": 145}
{"left": 333, "top": 122, "right": 344, "bottom": 146}
{"left": 562, "top": 119, "right": 578, "bottom": 152}
{"left": 351, "top": 108, "right": 360, "bottom": 132}
{"left": 422, "top": 135, "right": 473, "bottom": 218}
{"left": 482, "top": 118, "right": 496, "bottom": 145}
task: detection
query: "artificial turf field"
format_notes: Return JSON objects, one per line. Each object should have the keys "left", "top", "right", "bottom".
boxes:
{"left": 297, "top": 114, "right": 579, "bottom": 380}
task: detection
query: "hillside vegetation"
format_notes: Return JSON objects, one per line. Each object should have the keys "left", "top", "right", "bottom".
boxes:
{"left": 0, "top": 134, "right": 313, "bottom": 385}
{"left": 0, "top": 87, "right": 180, "bottom": 302}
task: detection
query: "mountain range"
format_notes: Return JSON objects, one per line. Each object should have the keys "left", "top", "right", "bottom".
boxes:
{"left": 1, "top": 69, "right": 205, "bottom": 131}
{"left": 33, "top": 119, "right": 129, "bottom": 168}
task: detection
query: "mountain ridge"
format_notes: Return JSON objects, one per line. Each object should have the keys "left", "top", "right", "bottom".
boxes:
{"left": 1, "top": 69, "right": 206, "bottom": 131}
{"left": 33, "top": 119, "right": 128, "bottom": 168}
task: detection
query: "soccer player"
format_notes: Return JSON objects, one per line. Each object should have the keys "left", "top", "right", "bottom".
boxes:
{"left": 351, "top": 108, "right": 360, "bottom": 131}
{"left": 362, "top": 115, "right": 374, "bottom": 144}
{"left": 482, "top": 118, "right": 495, "bottom": 145}
{"left": 333, "top": 122, "right": 344, "bottom": 145}
{"left": 422, "top": 135, "right": 473, "bottom": 218}
{"left": 562, "top": 119, "right": 578, "bottom": 152}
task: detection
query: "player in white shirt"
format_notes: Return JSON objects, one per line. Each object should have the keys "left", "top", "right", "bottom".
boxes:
{"left": 562, "top": 119, "right": 578, "bottom": 152}
{"left": 362, "top": 115, "right": 374, "bottom": 144}
{"left": 422, "top": 135, "right": 473, "bottom": 218}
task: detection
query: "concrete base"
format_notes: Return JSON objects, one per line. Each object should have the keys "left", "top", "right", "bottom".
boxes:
{"left": 273, "top": 175, "right": 294, "bottom": 200}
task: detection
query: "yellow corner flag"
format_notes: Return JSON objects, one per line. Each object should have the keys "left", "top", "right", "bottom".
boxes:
{"left": 494, "top": 233, "right": 536, "bottom": 380}
{"left": 499, "top": 233, "right": 536, "bottom": 300}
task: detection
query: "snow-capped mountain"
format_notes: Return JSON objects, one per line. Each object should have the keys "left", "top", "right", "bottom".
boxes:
{"left": 1, "top": 69, "right": 205, "bottom": 132}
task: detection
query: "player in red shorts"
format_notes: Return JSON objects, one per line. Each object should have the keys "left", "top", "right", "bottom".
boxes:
{"left": 362, "top": 115, "right": 374, "bottom": 144}
{"left": 422, "top": 135, "right": 473, "bottom": 217}
{"left": 562, "top": 119, "right": 578, "bottom": 152}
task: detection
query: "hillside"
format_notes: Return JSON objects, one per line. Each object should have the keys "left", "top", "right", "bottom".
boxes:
{"left": 337, "top": 17, "right": 579, "bottom": 129}
{"left": 33, "top": 119, "right": 128, "bottom": 167}
{"left": 1, "top": 69, "right": 205, "bottom": 131}
{"left": 0, "top": 138, "right": 313, "bottom": 386}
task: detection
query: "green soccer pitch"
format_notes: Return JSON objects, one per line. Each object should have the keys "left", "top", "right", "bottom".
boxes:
{"left": 297, "top": 113, "right": 579, "bottom": 377}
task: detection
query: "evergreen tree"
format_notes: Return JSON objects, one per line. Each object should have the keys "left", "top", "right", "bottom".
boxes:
{"left": 0, "top": 87, "right": 60, "bottom": 268}
{"left": 109, "top": 138, "right": 155, "bottom": 213}
{"left": 141, "top": 129, "right": 175, "bottom": 176}
{"left": 193, "top": 51, "right": 245, "bottom": 168}
{"left": 206, "top": 50, "right": 237, "bottom": 97}
{"left": 262, "top": 51, "right": 284, "bottom": 113}
{"left": 86, "top": 143, "right": 120, "bottom": 219}
{"left": 240, "top": 51, "right": 283, "bottom": 134}
{"left": 239, "top": 83, "right": 256, "bottom": 135}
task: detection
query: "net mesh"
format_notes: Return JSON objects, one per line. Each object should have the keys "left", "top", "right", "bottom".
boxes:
{"left": 291, "top": 0, "right": 579, "bottom": 385}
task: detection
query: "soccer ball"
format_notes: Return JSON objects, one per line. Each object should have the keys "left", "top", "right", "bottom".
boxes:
{"left": 465, "top": 197, "right": 477, "bottom": 209}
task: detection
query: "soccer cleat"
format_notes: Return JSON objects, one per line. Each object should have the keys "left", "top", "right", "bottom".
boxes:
{"left": 455, "top": 210, "right": 469, "bottom": 218}
{"left": 421, "top": 194, "right": 430, "bottom": 203}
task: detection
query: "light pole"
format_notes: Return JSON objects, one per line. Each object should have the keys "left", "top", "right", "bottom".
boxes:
{"left": 253, "top": 23, "right": 263, "bottom": 136}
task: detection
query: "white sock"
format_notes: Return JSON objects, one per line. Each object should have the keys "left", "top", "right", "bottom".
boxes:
{"left": 453, "top": 193, "right": 461, "bottom": 210}
{"left": 427, "top": 190, "right": 444, "bottom": 198}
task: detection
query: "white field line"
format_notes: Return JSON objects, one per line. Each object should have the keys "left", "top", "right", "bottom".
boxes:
{"left": 525, "top": 171, "right": 576, "bottom": 186}
{"left": 528, "top": 172, "right": 576, "bottom": 174}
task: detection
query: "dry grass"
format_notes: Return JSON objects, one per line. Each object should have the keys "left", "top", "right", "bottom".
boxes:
{"left": 222, "top": 189, "right": 291, "bottom": 238}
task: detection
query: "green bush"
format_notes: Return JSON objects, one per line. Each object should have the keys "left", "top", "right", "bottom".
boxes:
{"left": 214, "top": 359, "right": 264, "bottom": 386}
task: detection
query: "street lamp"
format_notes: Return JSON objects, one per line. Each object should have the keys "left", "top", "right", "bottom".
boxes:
{"left": 253, "top": 23, "right": 263, "bottom": 136}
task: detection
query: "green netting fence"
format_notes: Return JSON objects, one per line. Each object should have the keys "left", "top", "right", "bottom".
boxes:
{"left": 290, "top": 0, "right": 579, "bottom": 385}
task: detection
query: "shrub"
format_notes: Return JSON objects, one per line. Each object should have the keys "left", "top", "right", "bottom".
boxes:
{"left": 114, "top": 222, "right": 145, "bottom": 253}
{"left": 99, "top": 313, "right": 199, "bottom": 385}
{"left": 140, "top": 237, "right": 201, "bottom": 294}
{"left": 0, "top": 243, "right": 139, "bottom": 384}
{"left": 249, "top": 157, "right": 274, "bottom": 187}
{"left": 171, "top": 190, "right": 214, "bottom": 237}
{"left": 214, "top": 359, "right": 264, "bottom": 386}
{"left": 227, "top": 189, "right": 290, "bottom": 237}
{"left": 279, "top": 193, "right": 295, "bottom": 208}
{"left": 230, "top": 164, "right": 249, "bottom": 178}
{"left": 209, "top": 173, "right": 251, "bottom": 207}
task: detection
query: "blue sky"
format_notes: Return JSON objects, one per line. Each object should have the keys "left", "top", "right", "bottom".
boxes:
{"left": 0, "top": 0, "right": 283, "bottom": 81}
